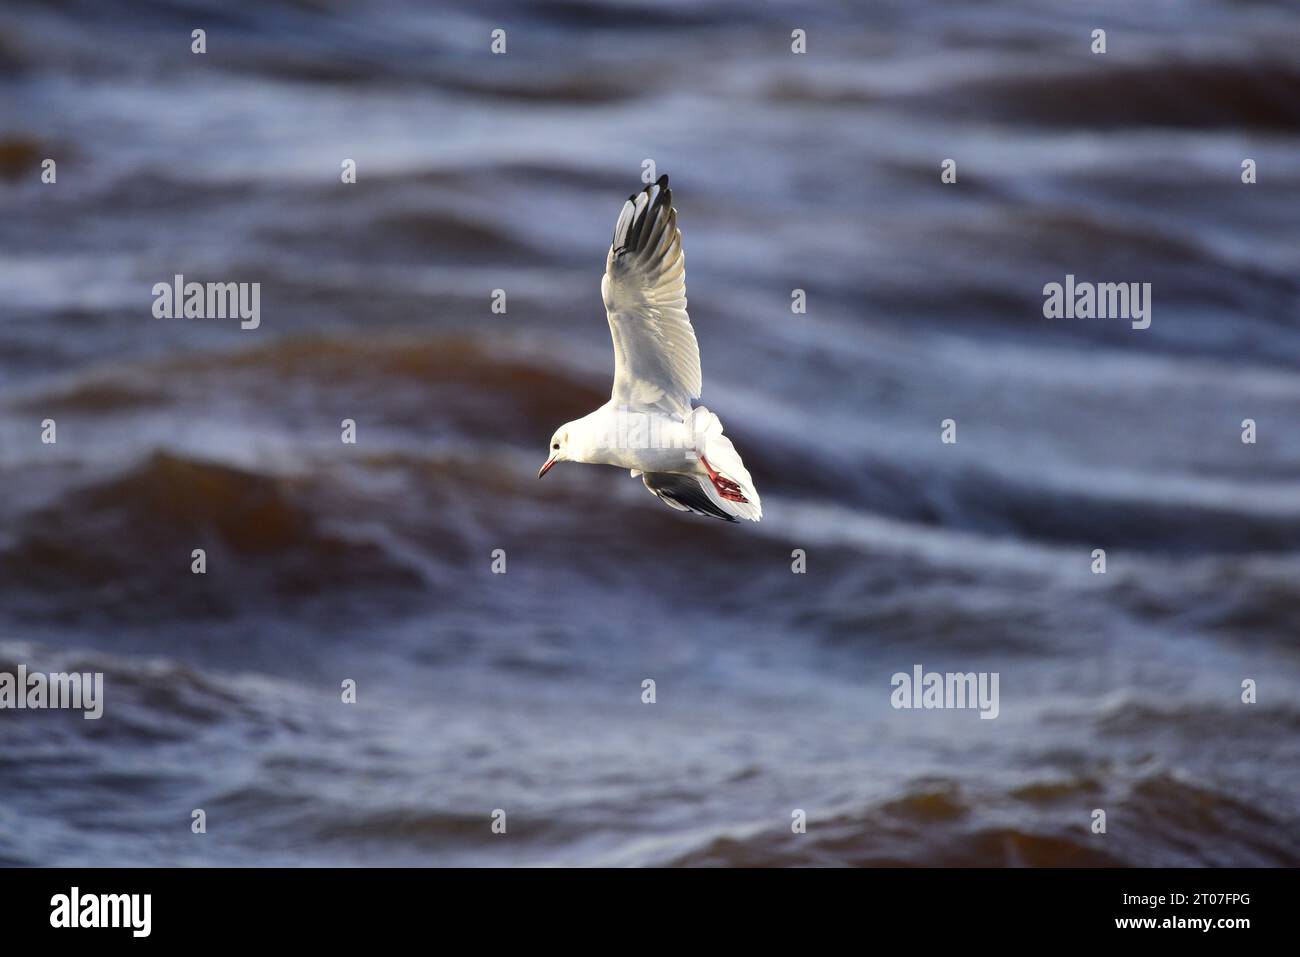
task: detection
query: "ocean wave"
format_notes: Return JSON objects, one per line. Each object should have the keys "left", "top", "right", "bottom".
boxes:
{"left": 934, "top": 60, "right": 1300, "bottom": 132}
{"left": 664, "top": 769, "right": 1300, "bottom": 867}
{"left": 0, "top": 450, "right": 428, "bottom": 624}
{"left": 664, "top": 781, "right": 1124, "bottom": 867}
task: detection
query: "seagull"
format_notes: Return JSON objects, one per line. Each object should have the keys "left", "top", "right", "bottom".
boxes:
{"left": 537, "top": 175, "right": 761, "bottom": 523}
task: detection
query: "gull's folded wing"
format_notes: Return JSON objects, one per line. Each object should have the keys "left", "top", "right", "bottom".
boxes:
{"left": 641, "top": 472, "right": 738, "bottom": 523}
{"left": 600, "top": 175, "right": 702, "bottom": 418}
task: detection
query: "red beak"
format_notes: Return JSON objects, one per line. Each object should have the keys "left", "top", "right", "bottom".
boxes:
{"left": 537, "top": 457, "right": 557, "bottom": 479}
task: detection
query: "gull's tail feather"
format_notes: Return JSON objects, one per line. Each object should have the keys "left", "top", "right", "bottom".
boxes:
{"left": 689, "top": 406, "right": 762, "bottom": 523}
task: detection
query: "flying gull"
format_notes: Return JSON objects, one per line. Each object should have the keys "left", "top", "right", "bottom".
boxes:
{"left": 538, "top": 175, "right": 762, "bottom": 523}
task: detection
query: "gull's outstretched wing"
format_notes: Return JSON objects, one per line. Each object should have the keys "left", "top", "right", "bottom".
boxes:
{"left": 600, "top": 175, "right": 702, "bottom": 418}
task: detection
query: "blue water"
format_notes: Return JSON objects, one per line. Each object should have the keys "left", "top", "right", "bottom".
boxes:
{"left": 1, "top": 0, "right": 1298, "bottom": 866}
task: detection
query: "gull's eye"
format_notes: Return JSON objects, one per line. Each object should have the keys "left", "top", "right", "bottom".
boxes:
{"left": 553, "top": 442, "right": 560, "bottom": 450}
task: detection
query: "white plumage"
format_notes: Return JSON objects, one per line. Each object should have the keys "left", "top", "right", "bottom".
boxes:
{"left": 538, "top": 175, "right": 761, "bottom": 523}
{"left": 602, "top": 179, "right": 701, "bottom": 417}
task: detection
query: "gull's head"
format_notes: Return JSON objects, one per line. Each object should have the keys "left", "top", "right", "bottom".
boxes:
{"left": 538, "top": 425, "right": 571, "bottom": 478}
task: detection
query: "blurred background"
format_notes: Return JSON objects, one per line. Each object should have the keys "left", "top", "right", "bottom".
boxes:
{"left": 1, "top": 0, "right": 1299, "bottom": 866}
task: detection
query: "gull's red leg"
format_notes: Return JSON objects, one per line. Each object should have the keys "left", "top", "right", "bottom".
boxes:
{"left": 699, "top": 455, "right": 748, "bottom": 503}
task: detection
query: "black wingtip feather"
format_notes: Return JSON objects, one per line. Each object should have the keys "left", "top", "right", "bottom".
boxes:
{"left": 613, "top": 174, "right": 677, "bottom": 260}
{"left": 643, "top": 472, "right": 737, "bottom": 522}
{"left": 621, "top": 175, "right": 674, "bottom": 255}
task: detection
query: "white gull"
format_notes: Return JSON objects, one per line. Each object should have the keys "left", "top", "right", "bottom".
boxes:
{"left": 537, "top": 174, "right": 762, "bottom": 523}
